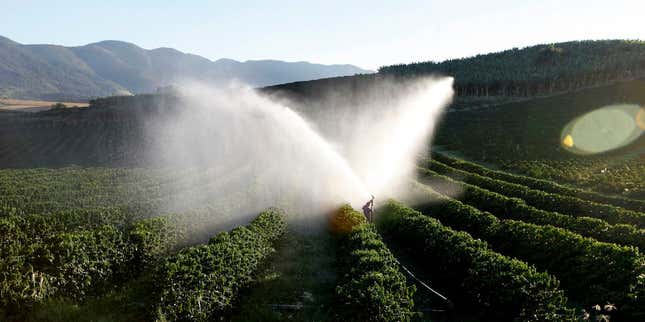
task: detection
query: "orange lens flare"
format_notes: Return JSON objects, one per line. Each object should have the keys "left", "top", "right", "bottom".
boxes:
{"left": 636, "top": 108, "right": 645, "bottom": 130}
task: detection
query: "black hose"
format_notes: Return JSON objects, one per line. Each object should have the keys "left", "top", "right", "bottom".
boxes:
{"left": 394, "top": 258, "right": 453, "bottom": 309}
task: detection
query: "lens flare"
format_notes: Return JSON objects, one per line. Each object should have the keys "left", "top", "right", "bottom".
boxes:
{"left": 562, "top": 134, "right": 574, "bottom": 148}
{"left": 561, "top": 104, "right": 643, "bottom": 155}
{"left": 637, "top": 107, "right": 645, "bottom": 130}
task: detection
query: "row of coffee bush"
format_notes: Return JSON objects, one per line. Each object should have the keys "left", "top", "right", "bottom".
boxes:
{"left": 409, "top": 180, "right": 644, "bottom": 319}
{"left": 417, "top": 167, "right": 645, "bottom": 250}
{"left": 151, "top": 208, "right": 287, "bottom": 321}
{"left": 376, "top": 200, "right": 576, "bottom": 321}
{"left": 431, "top": 152, "right": 645, "bottom": 213}
{"left": 425, "top": 158, "right": 645, "bottom": 228}
{"left": 333, "top": 205, "right": 416, "bottom": 321}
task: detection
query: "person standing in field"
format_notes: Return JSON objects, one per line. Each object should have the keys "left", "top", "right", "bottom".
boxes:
{"left": 362, "top": 195, "right": 374, "bottom": 222}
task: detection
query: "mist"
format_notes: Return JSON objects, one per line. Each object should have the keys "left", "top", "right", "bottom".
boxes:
{"left": 144, "top": 76, "right": 454, "bottom": 231}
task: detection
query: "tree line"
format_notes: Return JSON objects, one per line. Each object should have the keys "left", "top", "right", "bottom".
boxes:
{"left": 379, "top": 40, "right": 645, "bottom": 97}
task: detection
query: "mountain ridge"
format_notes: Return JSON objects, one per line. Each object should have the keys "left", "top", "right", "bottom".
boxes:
{"left": 0, "top": 36, "right": 372, "bottom": 101}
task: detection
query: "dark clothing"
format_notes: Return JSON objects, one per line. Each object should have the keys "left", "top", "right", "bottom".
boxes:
{"left": 362, "top": 199, "right": 374, "bottom": 221}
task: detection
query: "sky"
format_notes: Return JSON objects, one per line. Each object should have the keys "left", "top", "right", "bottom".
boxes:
{"left": 3, "top": 0, "right": 645, "bottom": 70}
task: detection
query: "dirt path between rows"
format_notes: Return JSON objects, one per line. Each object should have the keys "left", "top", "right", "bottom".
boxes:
{"left": 231, "top": 230, "right": 338, "bottom": 322}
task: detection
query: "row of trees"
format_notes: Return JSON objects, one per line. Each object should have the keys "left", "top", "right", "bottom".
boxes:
{"left": 380, "top": 40, "right": 645, "bottom": 97}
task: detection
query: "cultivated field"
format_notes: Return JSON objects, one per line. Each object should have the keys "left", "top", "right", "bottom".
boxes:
{"left": 2, "top": 40, "right": 645, "bottom": 321}
{"left": 1, "top": 150, "right": 643, "bottom": 321}
{"left": 0, "top": 98, "right": 88, "bottom": 112}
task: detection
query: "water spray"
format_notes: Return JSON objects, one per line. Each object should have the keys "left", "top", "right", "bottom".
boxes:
{"left": 144, "top": 77, "right": 454, "bottom": 231}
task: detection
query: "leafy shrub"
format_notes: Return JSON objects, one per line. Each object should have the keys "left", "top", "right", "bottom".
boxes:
{"left": 151, "top": 208, "right": 286, "bottom": 321}
{"left": 329, "top": 204, "right": 366, "bottom": 233}
{"left": 334, "top": 205, "right": 416, "bottom": 321}
{"left": 1, "top": 224, "right": 133, "bottom": 312}
{"left": 0, "top": 207, "right": 132, "bottom": 285}
{"left": 0, "top": 249, "right": 53, "bottom": 313}
{"left": 45, "top": 225, "right": 132, "bottom": 300}
{"left": 126, "top": 215, "right": 185, "bottom": 272}
{"left": 0, "top": 210, "right": 182, "bottom": 313}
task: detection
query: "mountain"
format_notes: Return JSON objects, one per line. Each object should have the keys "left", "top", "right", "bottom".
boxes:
{"left": 0, "top": 35, "right": 371, "bottom": 101}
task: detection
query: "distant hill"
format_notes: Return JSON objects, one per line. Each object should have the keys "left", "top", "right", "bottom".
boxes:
{"left": 0, "top": 35, "right": 371, "bottom": 101}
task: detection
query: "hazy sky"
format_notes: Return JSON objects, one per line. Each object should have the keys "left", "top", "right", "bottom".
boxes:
{"left": 3, "top": 0, "right": 644, "bottom": 70}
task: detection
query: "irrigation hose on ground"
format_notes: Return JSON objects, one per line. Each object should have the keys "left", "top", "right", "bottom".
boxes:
{"left": 370, "top": 206, "right": 451, "bottom": 311}
{"left": 350, "top": 204, "right": 451, "bottom": 313}
{"left": 394, "top": 258, "right": 453, "bottom": 311}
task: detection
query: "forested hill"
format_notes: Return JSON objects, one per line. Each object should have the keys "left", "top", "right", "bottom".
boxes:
{"left": 379, "top": 40, "right": 645, "bottom": 97}
{"left": 265, "top": 40, "right": 645, "bottom": 103}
